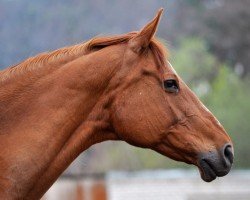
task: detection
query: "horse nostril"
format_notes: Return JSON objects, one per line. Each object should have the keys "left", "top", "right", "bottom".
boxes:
{"left": 198, "top": 145, "right": 234, "bottom": 180}
{"left": 223, "top": 144, "right": 234, "bottom": 166}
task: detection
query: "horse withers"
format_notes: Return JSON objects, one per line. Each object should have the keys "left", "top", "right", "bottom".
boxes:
{"left": 0, "top": 9, "right": 233, "bottom": 199}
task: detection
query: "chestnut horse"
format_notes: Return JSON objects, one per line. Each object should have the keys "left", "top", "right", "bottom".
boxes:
{"left": 0, "top": 9, "right": 233, "bottom": 200}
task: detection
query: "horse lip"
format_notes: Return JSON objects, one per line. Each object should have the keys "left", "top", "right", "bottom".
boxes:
{"left": 198, "top": 159, "right": 217, "bottom": 182}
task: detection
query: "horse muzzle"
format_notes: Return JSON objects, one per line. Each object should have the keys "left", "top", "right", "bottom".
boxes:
{"left": 197, "top": 143, "right": 234, "bottom": 182}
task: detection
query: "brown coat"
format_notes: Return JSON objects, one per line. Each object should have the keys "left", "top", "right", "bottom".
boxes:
{"left": 0, "top": 9, "right": 233, "bottom": 199}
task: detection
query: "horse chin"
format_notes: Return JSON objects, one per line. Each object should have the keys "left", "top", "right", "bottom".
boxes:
{"left": 197, "top": 162, "right": 217, "bottom": 182}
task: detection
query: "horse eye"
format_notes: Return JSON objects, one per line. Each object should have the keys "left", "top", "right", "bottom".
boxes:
{"left": 163, "top": 79, "right": 179, "bottom": 93}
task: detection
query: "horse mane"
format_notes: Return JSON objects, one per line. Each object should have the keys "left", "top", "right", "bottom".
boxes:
{"left": 0, "top": 32, "right": 167, "bottom": 82}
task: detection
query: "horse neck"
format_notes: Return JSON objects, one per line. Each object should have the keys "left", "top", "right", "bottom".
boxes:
{"left": 0, "top": 45, "right": 123, "bottom": 199}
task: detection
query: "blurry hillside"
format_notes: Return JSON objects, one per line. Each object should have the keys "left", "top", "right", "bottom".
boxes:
{"left": 0, "top": 0, "right": 250, "bottom": 174}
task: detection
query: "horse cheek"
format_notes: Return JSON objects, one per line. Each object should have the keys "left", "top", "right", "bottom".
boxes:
{"left": 110, "top": 98, "right": 153, "bottom": 147}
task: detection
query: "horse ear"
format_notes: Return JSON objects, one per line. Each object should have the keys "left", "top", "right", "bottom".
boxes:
{"left": 130, "top": 8, "right": 163, "bottom": 53}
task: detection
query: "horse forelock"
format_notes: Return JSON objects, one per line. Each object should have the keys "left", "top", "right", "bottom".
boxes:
{"left": 0, "top": 32, "right": 168, "bottom": 82}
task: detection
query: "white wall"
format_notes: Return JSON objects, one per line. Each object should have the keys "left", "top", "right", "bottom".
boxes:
{"left": 43, "top": 170, "right": 250, "bottom": 200}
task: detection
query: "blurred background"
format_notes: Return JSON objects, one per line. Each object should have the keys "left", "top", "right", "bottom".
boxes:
{"left": 1, "top": 0, "right": 250, "bottom": 199}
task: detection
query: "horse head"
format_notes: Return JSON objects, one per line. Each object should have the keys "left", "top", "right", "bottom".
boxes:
{"left": 109, "top": 9, "right": 233, "bottom": 182}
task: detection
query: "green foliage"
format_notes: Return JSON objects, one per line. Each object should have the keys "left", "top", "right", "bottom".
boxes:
{"left": 170, "top": 37, "right": 250, "bottom": 168}
{"left": 170, "top": 38, "right": 217, "bottom": 87}
{"left": 204, "top": 67, "right": 250, "bottom": 168}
